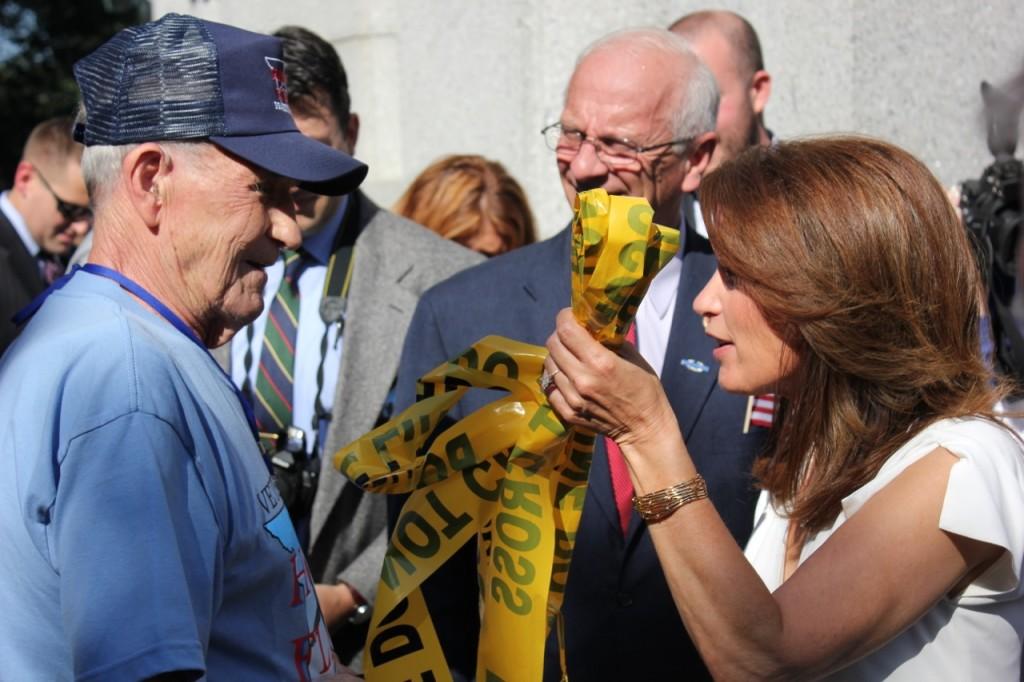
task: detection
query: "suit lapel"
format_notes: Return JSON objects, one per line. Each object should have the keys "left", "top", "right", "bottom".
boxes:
{"left": 522, "top": 225, "right": 573, "bottom": 326}
{"left": 336, "top": 223, "right": 418, "bottom": 431}
{"left": 0, "top": 211, "right": 45, "bottom": 298}
{"left": 311, "top": 193, "right": 418, "bottom": 547}
{"left": 661, "top": 231, "right": 718, "bottom": 441}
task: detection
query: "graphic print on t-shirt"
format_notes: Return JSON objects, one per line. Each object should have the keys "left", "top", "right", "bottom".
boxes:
{"left": 262, "top": 478, "right": 336, "bottom": 681}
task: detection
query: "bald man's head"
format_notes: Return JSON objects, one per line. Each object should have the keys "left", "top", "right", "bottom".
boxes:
{"left": 670, "top": 10, "right": 772, "bottom": 167}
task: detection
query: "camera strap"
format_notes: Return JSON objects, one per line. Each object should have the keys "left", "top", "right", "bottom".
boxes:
{"left": 311, "top": 192, "right": 364, "bottom": 454}
{"left": 241, "top": 192, "right": 366, "bottom": 454}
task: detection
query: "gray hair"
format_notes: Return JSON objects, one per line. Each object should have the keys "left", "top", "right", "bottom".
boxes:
{"left": 76, "top": 105, "right": 212, "bottom": 205}
{"left": 574, "top": 27, "right": 719, "bottom": 144}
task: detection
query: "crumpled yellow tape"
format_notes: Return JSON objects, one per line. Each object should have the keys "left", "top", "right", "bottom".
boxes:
{"left": 333, "top": 189, "right": 679, "bottom": 682}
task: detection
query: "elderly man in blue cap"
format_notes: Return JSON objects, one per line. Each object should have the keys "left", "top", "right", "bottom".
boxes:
{"left": 0, "top": 14, "right": 365, "bottom": 681}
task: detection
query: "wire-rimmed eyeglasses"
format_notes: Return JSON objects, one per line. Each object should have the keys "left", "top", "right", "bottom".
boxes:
{"left": 35, "top": 170, "right": 92, "bottom": 223}
{"left": 541, "top": 122, "right": 691, "bottom": 168}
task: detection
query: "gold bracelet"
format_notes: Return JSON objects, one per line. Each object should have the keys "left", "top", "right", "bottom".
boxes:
{"left": 632, "top": 475, "right": 708, "bottom": 522}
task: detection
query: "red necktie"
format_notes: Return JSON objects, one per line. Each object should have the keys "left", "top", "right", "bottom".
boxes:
{"left": 605, "top": 323, "right": 636, "bottom": 536}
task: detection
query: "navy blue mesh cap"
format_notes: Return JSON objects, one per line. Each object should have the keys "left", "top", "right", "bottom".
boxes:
{"left": 72, "top": 13, "right": 367, "bottom": 196}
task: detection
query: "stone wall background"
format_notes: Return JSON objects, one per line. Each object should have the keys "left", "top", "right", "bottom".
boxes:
{"left": 156, "top": 0, "right": 1024, "bottom": 238}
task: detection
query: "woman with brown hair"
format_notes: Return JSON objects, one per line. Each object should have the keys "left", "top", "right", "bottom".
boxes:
{"left": 394, "top": 154, "right": 537, "bottom": 257}
{"left": 542, "top": 137, "right": 1024, "bottom": 679}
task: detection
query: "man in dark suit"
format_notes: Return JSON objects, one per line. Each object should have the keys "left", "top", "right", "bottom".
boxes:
{"left": 391, "top": 28, "right": 769, "bottom": 680}
{"left": 0, "top": 117, "right": 90, "bottom": 354}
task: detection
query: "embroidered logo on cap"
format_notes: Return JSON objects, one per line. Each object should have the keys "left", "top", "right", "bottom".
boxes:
{"left": 264, "top": 57, "right": 291, "bottom": 113}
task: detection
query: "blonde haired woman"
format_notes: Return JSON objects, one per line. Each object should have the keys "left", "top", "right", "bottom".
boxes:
{"left": 394, "top": 155, "right": 536, "bottom": 256}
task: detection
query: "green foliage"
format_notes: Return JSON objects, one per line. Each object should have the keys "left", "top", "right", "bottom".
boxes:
{"left": 0, "top": 0, "right": 148, "bottom": 187}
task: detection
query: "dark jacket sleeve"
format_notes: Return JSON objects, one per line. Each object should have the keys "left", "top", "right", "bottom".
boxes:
{"left": 387, "top": 288, "right": 479, "bottom": 680}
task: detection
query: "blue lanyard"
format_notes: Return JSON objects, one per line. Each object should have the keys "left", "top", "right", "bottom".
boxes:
{"left": 16, "top": 264, "right": 262, "bottom": 444}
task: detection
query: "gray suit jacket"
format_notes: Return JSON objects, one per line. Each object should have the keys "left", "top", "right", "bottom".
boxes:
{"left": 300, "top": 194, "right": 481, "bottom": 667}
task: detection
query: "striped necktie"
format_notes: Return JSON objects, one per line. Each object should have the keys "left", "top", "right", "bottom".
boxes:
{"left": 253, "top": 250, "right": 305, "bottom": 435}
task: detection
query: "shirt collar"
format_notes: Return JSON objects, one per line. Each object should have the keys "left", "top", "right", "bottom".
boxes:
{"left": 0, "top": 191, "right": 39, "bottom": 257}
{"left": 681, "top": 193, "right": 707, "bottom": 240}
{"left": 646, "top": 250, "right": 682, "bottom": 319}
{"left": 301, "top": 195, "right": 349, "bottom": 265}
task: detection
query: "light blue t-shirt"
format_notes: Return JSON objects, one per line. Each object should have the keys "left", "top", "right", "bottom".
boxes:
{"left": 0, "top": 271, "right": 336, "bottom": 680}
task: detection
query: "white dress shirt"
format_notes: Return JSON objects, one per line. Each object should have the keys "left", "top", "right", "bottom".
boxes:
{"left": 230, "top": 199, "right": 348, "bottom": 455}
{"left": 635, "top": 251, "right": 681, "bottom": 378}
{"left": 634, "top": 194, "right": 708, "bottom": 377}
{"left": 0, "top": 192, "right": 39, "bottom": 256}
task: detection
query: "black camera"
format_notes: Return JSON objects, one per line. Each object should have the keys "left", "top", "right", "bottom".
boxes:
{"left": 266, "top": 425, "right": 319, "bottom": 521}
{"left": 960, "top": 80, "right": 1024, "bottom": 395}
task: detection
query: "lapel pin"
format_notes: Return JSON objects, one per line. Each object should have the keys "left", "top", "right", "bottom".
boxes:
{"left": 680, "top": 358, "right": 710, "bottom": 373}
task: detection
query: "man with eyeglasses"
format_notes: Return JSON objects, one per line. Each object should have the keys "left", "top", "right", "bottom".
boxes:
{"left": 390, "top": 28, "right": 767, "bottom": 680}
{"left": 0, "top": 14, "right": 368, "bottom": 680}
{"left": 0, "top": 116, "right": 91, "bottom": 354}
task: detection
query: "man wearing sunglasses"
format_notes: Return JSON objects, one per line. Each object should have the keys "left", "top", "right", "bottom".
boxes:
{"left": 0, "top": 116, "right": 91, "bottom": 354}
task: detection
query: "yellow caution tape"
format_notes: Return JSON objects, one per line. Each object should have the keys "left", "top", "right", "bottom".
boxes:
{"left": 333, "top": 189, "right": 679, "bottom": 681}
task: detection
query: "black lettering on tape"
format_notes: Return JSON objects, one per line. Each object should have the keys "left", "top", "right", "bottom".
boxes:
{"left": 420, "top": 453, "right": 447, "bottom": 486}
{"left": 481, "top": 351, "right": 519, "bottom": 379}
{"left": 490, "top": 575, "right": 531, "bottom": 615}
{"left": 493, "top": 546, "right": 536, "bottom": 586}
{"left": 617, "top": 240, "right": 645, "bottom": 273}
{"left": 495, "top": 511, "right": 541, "bottom": 552}
{"left": 443, "top": 375, "right": 472, "bottom": 392}
{"left": 368, "top": 623, "right": 424, "bottom": 666}
{"left": 336, "top": 450, "right": 359, "bottom": 479}
{"left": 381, "top": 544, "right": 417, "bottom": 590}
{"left": 396, "top": 510, "right": 441, "bottom": 559}
{"left": 553, "top": 527, "right": 575, "bottom": 560}
{"left": 527, "top": 405, "right": 567, "bottom": 438}
{"left": 372, "top": 426, "right": 401, "bottom": 454}
{"left": 464, "top": 460, "right": 500, "bottom": 502}
{"left": 626, "top": 203, "right": 654, "bottom": 234}
{"left": 418, "top": 381, "right": 437, "bottom": 400}
{"left": 549, "top": 527, "right": 574, "bottom": 595}
{"left": 457, "top": 348, "right": 480, "bottom": 369}
{"left": 500, "top": 480, "right": 542, "bottom": 518}
{"left": 445, "top": 432, "right": 477, "bottom": 471}
{"left": 554, "top": 482, "right": 586, "bottom": 511}
{"left": 508, "top": 446, "right": 545, "bottom": 475}
{"left": 378, "top": 594, "right": 411, "bottom": 626}
{"left": 425, "top": 490, "right": 471, "bottom": 540}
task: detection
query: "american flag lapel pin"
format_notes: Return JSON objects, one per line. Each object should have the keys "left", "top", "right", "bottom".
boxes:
{"left": 744, "top": 394, "right": 776, "bottom": 433}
